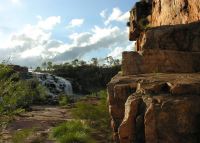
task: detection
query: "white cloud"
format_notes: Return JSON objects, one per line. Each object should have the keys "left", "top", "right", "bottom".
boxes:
{"left": 105, "top": 8, "right": 130, "bottom": 25}
{"left": 0, "top": 16, "right": 62, "bottom": 66}
{"left": 90, "top": 26, "right": 120, "bottom": 44}
{"left": 69, "top": 32, "right": 91, "bottom": 46}
{"left": 108, "top": 44, "right": 133, "bottom": 59}
{"left": 53, "top": 25, "right": 131, "bottom": 62}
{"left": 67, "top": 18, "right": 84, "bottom": 28}
{"left": 20, "top": 46, "right": 44, "bottom": 58}
{"left": 100, "top": 9, "right": 107, "bottom": 18}
{"left": 37, "top": 16, "right": 61, "bottom": 30}
{"left": 0, "top": 8, "right": 132, "bottom": 67}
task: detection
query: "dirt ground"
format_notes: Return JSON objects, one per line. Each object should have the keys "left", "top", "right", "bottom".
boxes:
{"left": 0, "top": 99, "right": 111, "bottom": 143}
{"left": 0, "top": 106, "right": 72, "bottom": 143}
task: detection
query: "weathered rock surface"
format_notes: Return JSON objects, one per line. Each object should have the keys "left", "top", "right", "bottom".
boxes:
{"left": 138, "top": 21, "right": 200, "bottom": 52}
{"left": 129, "top": 0, "right": 200, "bottom": 42}
{"left": 109, "top": 0, "right": 200, "bottom": 142}
{"left": 107, "top": 83, "right": 137, "bottom": 142}
{"left": 108, "top": 73, "right": 200, "bottom": 143}
{"left": 144, "top": 96, "right": 200, "bottom": 143}
{"left": 151, "top": 0, "right": 200, "bottom": 26}
{"left": 122, "top": 50, "right": 200, "bottom": 75}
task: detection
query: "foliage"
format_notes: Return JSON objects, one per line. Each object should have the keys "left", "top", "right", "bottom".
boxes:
{"left": 0, "top": 65, "right": 48, "bottom": 116}
{"left": 47, "top": 61, "right": 53, "bottom": 71}
{"left": 0, "top": 64, "right": 14, "bottom": 79}
{"left": 72, "top": 91, "right": 109, "bottom": 120}
{"left": 72, "top": 102, "right": 101, "bottom": 121}
{"left": 12, "top": 128, "right": 35, "bottom": 143}
{"left": 72, "top": 90, "right": 112, "bottom": 141}
{"left": 58, "top": 95, "right": 73, "bottom": 106}
{"left": 35, "top": 66, "right": 41, "bottom": 72}
{"left": 36, "top": 57, "right": 121, "bottom": 94}
{"left": 52, "top": 62, "right": 120, "bottom": 94}
{"left": 52, "top": 120, "right": 94, "bottom": 143}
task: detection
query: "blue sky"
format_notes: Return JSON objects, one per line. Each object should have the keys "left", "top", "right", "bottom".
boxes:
{"left": 0, "top": 0, "right": 137, "bottom": 67}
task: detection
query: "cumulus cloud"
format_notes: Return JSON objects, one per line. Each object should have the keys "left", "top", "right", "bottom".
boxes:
{"left": 53, "top": 26, "right": 130, "bottom": 62}
{"left": 0, "top": 16, "right": 61, "bottom": 66}
{"left": 37, "top": 16, "right": 61, "bottom": 30}
{"left": 67, "top": 18, "right": 84, "bottom": 28}
{"left": 107, "top": 44, "right": 133, "bottom": 59}
{"left": 0, "top": 8, "right": 132, "bottom": 67}
{"left": 105, "top": 7, "right": 130, "bottom": 25}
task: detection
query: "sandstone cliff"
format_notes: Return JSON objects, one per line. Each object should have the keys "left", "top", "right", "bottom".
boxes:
{"left": 107, "top": 0, "right": 200, "bottom": 143}
{"left": 151, "top": 0, "right": 200, "bottom": 26}
{"left": 108, "top": 73, "right": 200, "bottom": 143}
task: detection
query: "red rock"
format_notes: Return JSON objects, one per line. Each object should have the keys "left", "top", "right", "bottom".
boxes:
{"left": 122, "top": 50, "right": 200, "bottom": 75}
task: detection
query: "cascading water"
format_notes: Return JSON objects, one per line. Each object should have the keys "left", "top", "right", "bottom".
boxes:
{"left": 56, "top": 76, "right": 73, "bottom": 95}
{"left": 31, "top": 72, "right": 73, "bottom": 97}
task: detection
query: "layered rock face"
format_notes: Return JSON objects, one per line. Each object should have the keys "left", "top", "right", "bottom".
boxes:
{"left": 108, "top": 0, "right": 200, "bottom": 143}
{"left": 122, "top": 50, "right": 200, "bottom": 75}
{"left": 151, "top": 0, "right": 200, "bottom": 26}
{"left": 108, "top": 74, "right": 200, "bottom": 143}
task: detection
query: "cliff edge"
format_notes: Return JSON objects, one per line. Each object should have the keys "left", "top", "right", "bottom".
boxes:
{"left": 107, "top": 0, "right": 200, "bottom": 143}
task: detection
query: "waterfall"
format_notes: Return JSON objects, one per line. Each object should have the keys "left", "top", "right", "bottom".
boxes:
{"left": 31, "top": 72, "right": 73, "bottom": 97}
{"left": 57, "top": 76, "right": 73, "bottom": 95}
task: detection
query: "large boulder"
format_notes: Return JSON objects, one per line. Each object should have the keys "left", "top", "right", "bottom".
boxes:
{"left": 122, "top": 50, "right": 200, "bottom": 75}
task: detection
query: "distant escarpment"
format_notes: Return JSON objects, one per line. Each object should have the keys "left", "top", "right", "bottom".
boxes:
{"left": 107, "top": 0, "right": 200, "bottom": 143}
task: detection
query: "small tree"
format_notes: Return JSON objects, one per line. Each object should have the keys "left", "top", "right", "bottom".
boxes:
{"left": 91, "top": 58, "right": 98, "bottom": 66}
{"left": 47, "top": 61, "right": 53, "bottom": 71}
{"left": 79, "top": 60, "right": 87, "bottom": 66}
{"left": 35, "top": 66, "right": 41, "bottom": 72}
{"left": 42, "top": 62, "right": 47, "bottom": 71}
{"left": 71, "top": 59, "right": 79, "bottom": 67}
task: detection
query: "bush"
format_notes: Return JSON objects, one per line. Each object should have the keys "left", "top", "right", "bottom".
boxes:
{"left": 71, "top": 90, "right": 112, "bottom": 141}
{"left": 12, "top": 128, "right": 35, "bottom": 143}
{"left": 0, "top": 64, "right": 14, "bottom": 79}
{"left": 0, "top": 65, "right": 48, "bottom": 116}
{"left": 72, "top": 90, "right": 109, "bottom": 123}
{"left": 72, "top": 102, "right": 101, "bottom": 121}
{"left": 52, "top": 120, "right": 94, "bottom": 143}
{"left": 58, "top": 94, "right": 74, "bottom": 106}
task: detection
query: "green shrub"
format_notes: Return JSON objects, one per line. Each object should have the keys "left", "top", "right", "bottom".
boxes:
{"left": 71, "top": 90, "right": 112, "bottom": 141}
{"left": 58, "top": 95, "right": 71, "bottom": 106}
{"left": 72, "top": 90, "right": 109, "bottom": 122}
{"left": 72, "top": 102, "right": 101, "bottom": 121}
{"left": 0, "top": 65, "right": 48, "bottom": 116}
{"left": 52, "top": 120, "right": 94, "bottom": 143}
{"left": 0, "top": 64, "right": 14, "bottom": 79}
{"left": 12, "top": 128, "right": 35, "bottom": 143}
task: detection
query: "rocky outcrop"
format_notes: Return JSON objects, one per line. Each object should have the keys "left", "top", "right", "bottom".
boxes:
{"left": 129, "top": 0, "right": 200, "bottom": 42}
{"left": 108, "top": 74, "right": 200, "bottom": 143}
{"left": 122, "top": 50, "right": 200, "bottom": 75}
{"left": 120, "top": 95, "right": 200, "bottom": 143}
{"left": 108, "top": 0, "right": 200, "bottom": 142}
{"left": 139, "top": 21, "right": 200, "bottom": 52}
{"left": 151, "top": 0, "right": 200, "bottom": 26}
